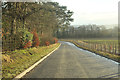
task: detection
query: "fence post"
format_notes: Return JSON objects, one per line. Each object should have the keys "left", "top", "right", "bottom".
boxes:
{"left": 115, "top": 44, "right": 117, "bottom": 54}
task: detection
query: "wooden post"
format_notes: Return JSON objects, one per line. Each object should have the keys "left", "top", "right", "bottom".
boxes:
{"left": 115, "top": 44, "right": 117, "bottom": 54}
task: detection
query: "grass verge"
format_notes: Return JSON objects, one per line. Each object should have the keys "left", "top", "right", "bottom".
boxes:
{"left": 2, "top": 43, "right": 60, "bottom": 78}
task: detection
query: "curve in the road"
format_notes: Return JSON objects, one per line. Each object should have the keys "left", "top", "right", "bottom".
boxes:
{"left": 23, "top": 41, "right": 119, "bottom": 78}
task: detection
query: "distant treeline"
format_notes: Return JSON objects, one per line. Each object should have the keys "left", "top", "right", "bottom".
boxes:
{"left": 57, "top": 24, "right": 118, "bottom": 39}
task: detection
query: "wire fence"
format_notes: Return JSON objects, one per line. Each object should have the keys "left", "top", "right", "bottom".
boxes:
{"left": 2, "top": 34, "right": 22, "bottom": 52}
{"left": 74, "top": 40, "right": 119, "bottom": 55}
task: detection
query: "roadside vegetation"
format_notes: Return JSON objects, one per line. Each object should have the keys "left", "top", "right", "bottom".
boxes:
{"left": 61, "top": 39, "right": 120, "bottom": 63}
{"left": 2, "top": 2, "right": 73, "bottom": 51}
{"left": 2, "top": 43, "right": 60, "bottom": 78}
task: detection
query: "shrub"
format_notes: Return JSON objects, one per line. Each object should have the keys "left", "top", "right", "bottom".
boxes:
{"left": 32, "top": 30, "right": 40, "bottom": 47}
{"left": 45, "top": 41, "right": 50, "bottom": 46}
{"left": 23, "top": 41, "right": 32, "bottom": 48}
{"left": 18, "top": 28, "right": 33, "bottom": 48}
{"left": 54, "top": 38, "right": 58, "bottom": 43}
{"left": 40, "top": 35, "right": 56, "bottom": 46}
{"left": 40, "top": 36, "right": 50, "bottom": 46}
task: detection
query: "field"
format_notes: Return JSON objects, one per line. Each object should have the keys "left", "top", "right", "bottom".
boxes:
{"left": 61, "top": 39, "right": 120, "bottom": 62}
{"left": 77, "top": 40, "right": 119, "bottom": 55}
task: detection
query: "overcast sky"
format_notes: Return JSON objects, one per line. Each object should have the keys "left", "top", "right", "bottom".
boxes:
{"left": 53, "top": 0, "right": 119, "bottom": 25}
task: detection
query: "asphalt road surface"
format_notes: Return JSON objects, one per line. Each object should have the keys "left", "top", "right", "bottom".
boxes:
{"left": 23, "top": 41, "right": 119, "bottom": 78}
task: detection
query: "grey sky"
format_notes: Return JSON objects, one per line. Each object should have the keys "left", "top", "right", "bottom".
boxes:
{"left": 53, "top": 0, "right": 119, "bottom": 25}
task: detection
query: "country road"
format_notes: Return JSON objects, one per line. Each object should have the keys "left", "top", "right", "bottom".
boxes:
{"left": 23, "top": 41, "right": 119, "bottom": 78}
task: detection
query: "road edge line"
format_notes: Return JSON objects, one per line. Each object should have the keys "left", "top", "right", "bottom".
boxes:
{"left": 13, "top": 43, "right": 61, "bottom": 80}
